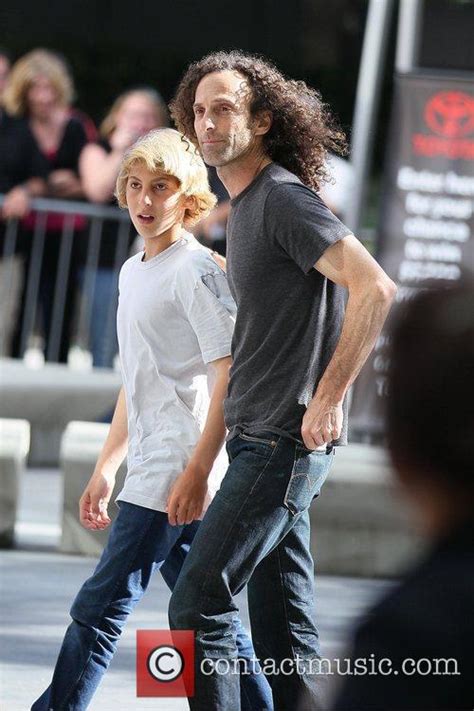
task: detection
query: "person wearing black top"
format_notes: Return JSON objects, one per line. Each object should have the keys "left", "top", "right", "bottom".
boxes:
{"left": 192, "top": 166, "right": 230, "bottom": 256}
{"left": 0, "top": 111, "right": 47, "bottom": 228}
{"left": 3, "top": 49, "right": 94, "bottom": 362}
{"left": 0, "top": 109, "right": 47, "bottom": 355}
{"left": 331, "top": 281, "right": 474, "bottom": 711}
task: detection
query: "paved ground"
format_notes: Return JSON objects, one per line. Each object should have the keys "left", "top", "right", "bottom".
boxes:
{"left": 0, "top": 468, "right": 391, "bottom": 710}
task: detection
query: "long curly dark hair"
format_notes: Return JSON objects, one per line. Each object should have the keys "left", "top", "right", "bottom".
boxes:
{"left": 170, "top": 50, "right": 347, "bottom": 191}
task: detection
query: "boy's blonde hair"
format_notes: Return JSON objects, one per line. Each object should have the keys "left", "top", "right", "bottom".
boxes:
{"left": 3, "top": 48, "right": 73, "bottom": 116}
{"left": 115, "top": 128, "right": 217, "bottom": 226}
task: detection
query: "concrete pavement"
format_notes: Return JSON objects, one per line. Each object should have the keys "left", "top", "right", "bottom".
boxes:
{"left": 0, "top": 468, "right": 391, "bottom": 710}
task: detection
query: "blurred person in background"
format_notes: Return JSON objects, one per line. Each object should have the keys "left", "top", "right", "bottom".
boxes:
{"left": 3, "top": 48, "right": 95, "bottom": 362}
{"left": 193, "top": 166, "right": 230, "bottom": 255}
{"left": 0, "top": 47, "right": 11, "bottom": 100}
{"left": 0, "top": 47, "right": 48, "bottom": 356}
{"left": 78, "top": 87, "right": 168, "bottom": 367}
{"left": 319, "top": 153, "right": 353, "bottom": 222}
{"left": 332, "top": 280, "right": 474, "bottom": 711}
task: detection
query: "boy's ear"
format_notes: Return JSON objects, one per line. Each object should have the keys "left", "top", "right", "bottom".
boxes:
{"left": 181, "top": 194, "right": 198, "bottom": 223}
{"left": 183, "top": 194, "right": 197, "bottom": 211}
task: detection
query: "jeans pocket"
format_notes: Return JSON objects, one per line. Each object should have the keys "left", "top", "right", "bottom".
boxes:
{"left": 238, "top": 432, "right": 279, "bottom": 459}
{"left": 283, "top": 449, "right": 333, "bottom": 516}
{"left": 239, "top": 432, "right": 278, "bottom": 447}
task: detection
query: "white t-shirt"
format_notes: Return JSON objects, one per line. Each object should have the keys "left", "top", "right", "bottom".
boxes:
{"left": 115, "top": 232, "right": 235, "bottom": 513}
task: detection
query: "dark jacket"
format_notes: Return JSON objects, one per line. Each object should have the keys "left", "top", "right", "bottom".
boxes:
{"left": 332, "top": 518, "right": 474, "bottom": 710}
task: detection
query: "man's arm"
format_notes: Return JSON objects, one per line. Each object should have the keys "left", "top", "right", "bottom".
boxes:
{"left": 79, "top": 387, "right": 128, "bottom": 529}
{"left": 301, "top": 234, "right": 397, "bottom": 449}
{"left": 167, "top": 355, "right": 232, "bottom": 526}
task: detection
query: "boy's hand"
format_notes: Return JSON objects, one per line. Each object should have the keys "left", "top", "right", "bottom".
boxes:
{"left": 79, "top": 471, "right": 116, "bottom": 530}
{"left": 166, "top": 465, "right": 209, "bottom": 526}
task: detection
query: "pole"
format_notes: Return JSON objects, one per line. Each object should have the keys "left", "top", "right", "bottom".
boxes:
{"left": 344, "top": 0, "right": 395, "bottom": 234}
{"left": 396, "top": 0, "right": 424, "bottom": 73}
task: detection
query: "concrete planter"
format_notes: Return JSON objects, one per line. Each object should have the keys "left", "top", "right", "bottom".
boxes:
{"left": 0, "top": 418, "right": 31, "bottom": 547}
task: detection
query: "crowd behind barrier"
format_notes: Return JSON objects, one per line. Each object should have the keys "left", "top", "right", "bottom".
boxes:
{"left": 1, "top": 46, "right": 357, "bottom": 371}
{"left": 0, "top": 194, "right": 133, "bottom": 366}
{"left": 0, "top": 47, "right": 233, "bottom": 368}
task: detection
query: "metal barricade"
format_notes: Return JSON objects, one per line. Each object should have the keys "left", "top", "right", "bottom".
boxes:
{"left": 0, "top": 195, "right": 134, "bottom": 367}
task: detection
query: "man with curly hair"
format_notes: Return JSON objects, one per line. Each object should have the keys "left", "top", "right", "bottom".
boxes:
{"left": 168, "top": 51, "right": 397, "bottom": 711}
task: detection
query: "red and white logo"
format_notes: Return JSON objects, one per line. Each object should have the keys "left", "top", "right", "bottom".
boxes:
{"left": 137, "top": 629, "right": 195, "bottom": 697}
{"left": 424, "top": 91, "right": 474, "bottom": 139}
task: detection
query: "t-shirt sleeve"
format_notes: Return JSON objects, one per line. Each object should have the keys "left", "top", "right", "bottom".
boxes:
{"left": 265, "top": 182, "right": 352, "bottom": 274}
{"left": 176, "top": 255, "right": 236, "bottom": 364}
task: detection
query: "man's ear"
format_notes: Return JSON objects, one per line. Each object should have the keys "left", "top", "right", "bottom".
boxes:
{"left": 253, "top": 110, "right": 273, "bottom": 137}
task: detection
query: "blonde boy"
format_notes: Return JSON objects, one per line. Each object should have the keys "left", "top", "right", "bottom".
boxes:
{"left": 31, "top": 129, "right": 271, "bottom": 711}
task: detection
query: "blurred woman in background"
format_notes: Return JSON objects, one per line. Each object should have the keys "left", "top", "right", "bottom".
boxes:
{"left": 0, "top": 47, "right": 49, "bottom": 357}
{"left": 4, "top": 48, "right": 95, "bottom": 362}
{"left": 79, "top": 87, "right": 168, "bottom": 367}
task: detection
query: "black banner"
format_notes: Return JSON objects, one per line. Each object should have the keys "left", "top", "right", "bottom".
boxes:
{"left": 350, "top": 72, "right": 474, "bottom": 439}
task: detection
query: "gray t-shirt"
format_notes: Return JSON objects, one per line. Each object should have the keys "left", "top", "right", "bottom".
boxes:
{"left": 224, "top": 162, "right": 351, "bottom": 446}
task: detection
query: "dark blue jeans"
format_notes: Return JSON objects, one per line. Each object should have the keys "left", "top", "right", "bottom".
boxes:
{"left": 168, "top": 432, "right": 334, "bottom": 711}
{"left": 31, "top": 502, "right": 272, "bottom": 711}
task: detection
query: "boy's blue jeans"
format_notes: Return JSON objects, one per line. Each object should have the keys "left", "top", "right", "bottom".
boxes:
{"left": 169, "top": 432, "right": 334, "bottom": 711}
{"left": 31, "top": 502, "right": 272, "bottom": 711}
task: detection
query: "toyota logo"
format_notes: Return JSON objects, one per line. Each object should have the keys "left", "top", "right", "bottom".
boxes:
{"left": 424, "top": 91, "right": 474, "bottom": 138}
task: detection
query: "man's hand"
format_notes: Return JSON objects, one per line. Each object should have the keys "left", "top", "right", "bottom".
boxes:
{"left": 79, "top": 471, "right": 116, "bottom": 530}
{"left": 166, "top": 465, "right": 209, "bottom": 526}
{"left": 2, "top": 186, "right": 30, "bottom": 219}
{"left": 301, "top": 397, "right": 343, "bottom": 449}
